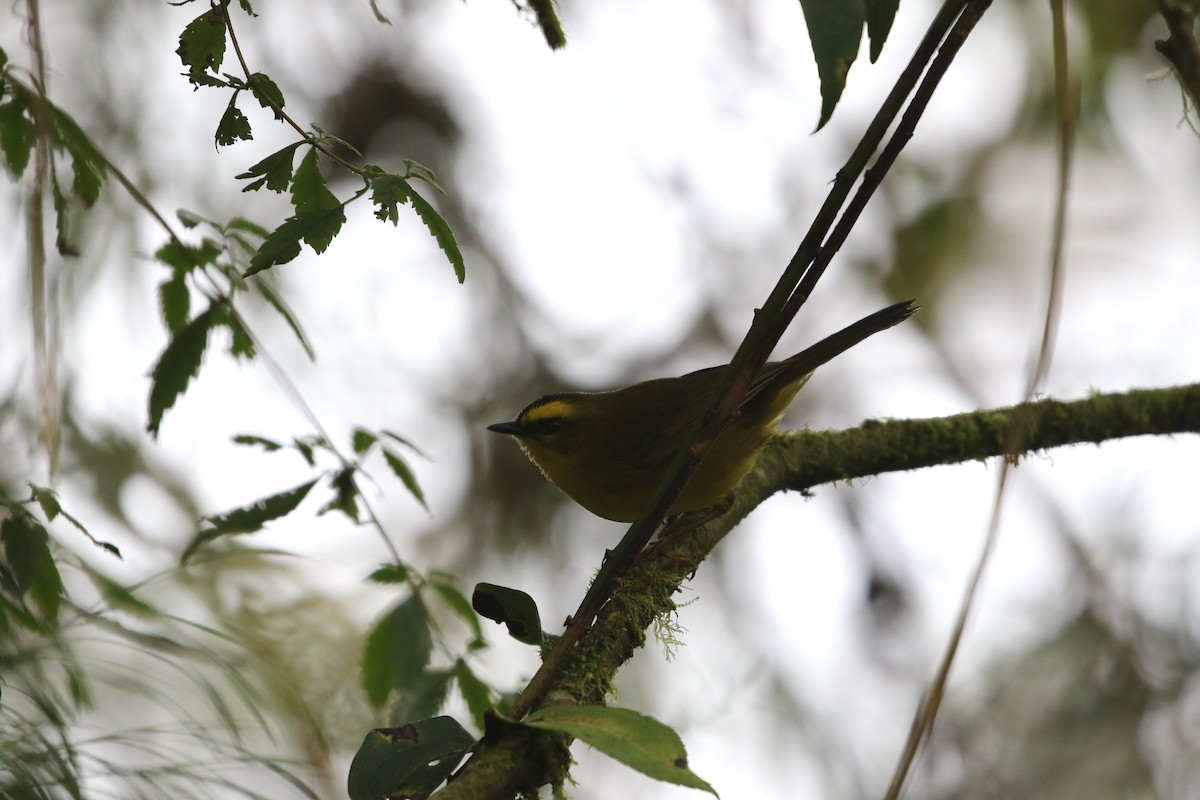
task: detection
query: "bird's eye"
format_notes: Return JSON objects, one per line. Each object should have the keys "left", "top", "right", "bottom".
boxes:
{"left": 531, "top": 417, "right": 563, "bottom": 437}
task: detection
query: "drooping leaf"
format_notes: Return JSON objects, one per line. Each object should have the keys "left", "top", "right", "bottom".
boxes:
{"left": 798, "top": 0, "right": 866, "bottom": 130}
{"left": 383, "top": 448, "right": 427, "bottom": 511}
{"left": 1, "top": 514, "right": 65, "bottom": 623}
{"left": 248, "top": 72, "right": 285, "bottom": 117}
{"left": 0, "top": 98, "right": 33, "bottom": 177}
{"left": 361, "top": 595, "right": 434, "bottom": 709}
{"left": 453, "top": 659, "right": 492, "bottom": 728}
{"left": 176, "top": 7, "right": 227, "bottom": 82}
{"left": 182, "top": 478, "right": 318, "bottom": 561}
{"left": 253, "top": 277, "right": 315, "bottom": 359}
{"left": 347, "top": 717, "right": 475, "bottom": 800}
{"left": 158, "top": 273, "right": 191, "bottom": 333}
{"left": 526, "top": 705, "right": 717, "bottom": 795}
{"left": 431, "top": 576, "right": 485, "bottom": 646}
{"left": 245, "top": 207, "right": 345, "bottom": 275}
{"left": 471, "top": 583, "right": 543, "bottom": 646}
{"left": 370, "top": 174, "right": 465, "bottom": 283}
{"left": 82, "top": 565, "right": 158, "bottom": 617}
{"left": 215, "top": 100, "right": 252, "bottom": 146}
{"left": 236, "top": 141, "right": 302, "bottom": 193}
{"left": 864, "top": 0, "right": 900, "bottom": 62}
{"left": 290, "top": 148, "right": 339, "bottom": 212}
{"left": 146, "top": 306, "right": 217, "bottom": 437}
{"left": 392, "top": 668, "right": 455, "bottom": 726}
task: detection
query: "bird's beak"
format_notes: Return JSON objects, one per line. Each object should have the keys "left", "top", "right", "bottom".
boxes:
{"left": 487, "top": 421, "right": 524, "bottom": 437}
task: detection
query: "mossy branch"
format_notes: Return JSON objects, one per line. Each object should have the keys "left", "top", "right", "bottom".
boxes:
{"left": 438, "top": 382, "right": 1200, "bottom": 799}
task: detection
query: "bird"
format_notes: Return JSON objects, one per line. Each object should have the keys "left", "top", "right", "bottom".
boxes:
{"left": 488, "top": 300, "right": 917, "bottom": 522}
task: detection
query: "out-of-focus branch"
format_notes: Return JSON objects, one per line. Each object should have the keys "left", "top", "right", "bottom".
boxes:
{"left": 1155, "top": 0, "right": 1200, "bottom": 113}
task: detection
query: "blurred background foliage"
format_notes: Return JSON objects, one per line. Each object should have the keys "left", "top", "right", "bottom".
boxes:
{"left": 2, "top": 0, "right": 1199, "bottom": 797}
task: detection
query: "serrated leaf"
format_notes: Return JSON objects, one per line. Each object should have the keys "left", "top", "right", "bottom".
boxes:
{"left": 367, "top": 562, "right": 409, "bottom": 585}
{"left": 147, "top": 306, "right": 216, "bottom": 437}
{"left": 347, "top": 717, "right": 475, "bottom": 800}
{"left": 155, "top": 238, "right": 222, "bottom": 272}
{"left": 248, "top": 72, "right": 285, "bottom": 117}
{"left": 369, "top": 174, "right": 465, "bottom": 283}
{"left": 182, "top": 478, "right": 318, "bottom": 561}
{"left": 245, "top": 207, "right": 345, "bottom": 275}
{"left": 158, "top": 273, "right": 191, "bottom": 333}
{"left": 452, "top": 659, "right": 492, "bottom": 728}
{"left": 471, "top": 583, "right": 542, "bottom": 646}
{"left": 203, "top": 478, "right": 317, "bottom": 534}
{"left": 361, "top": 596, "right": 434, "bottom": 709}
{"left": 864, "top": 0, "right": 899, "bottom": 62}
{"left": 382, "top": 449, "right": 427, "bottom": 510}
{"left": 798, "top": 0, "right": 865, "bottom": 130}
{"left": 176, "top": 7, "right": 227, "bottom": 81}
{"left": 236, "top": 141, "right": 301, "bottom": 193}
{"left": 401, "top": 183, "right": 465, "bottom": 283}
{"left": 252, "top": 277, "right": 315, "bottom": 359}
{"left": 213, "top": 306, "right": 255, "bottom": 359}
{"left": 526, "top": 705, "right": 717, "bottom": 795}
{"left": 291, "top": 148, "right": 339, "bottom": 212}
{"left": 215, "top": 101, "right": 252, "bottom": 147}
{"left": 0, "top": 99, "right": 33, "bottom": 177}
{"left": 432, "top": 579, "right": 485, "bottom": 645}
{"left": 30, "top": 484, "right": 62, "bottom": 522}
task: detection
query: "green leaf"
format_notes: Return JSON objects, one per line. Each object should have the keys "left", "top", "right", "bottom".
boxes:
{"left": 526, "top": 705, "right": 717, "bottom": 795}
{"left": 146, "top": 306, "right": 217, "bottom": 437}
{"left": 0, "top": 99, "right": 33, "bottom": 177}
{"left": 382, "top": 429, "right": 431, "bottom": 460}
{"left": 253, "top": 277, "right": 315, "bottom": 359}
{"left": 367, "top": 562, "right": 409, "bottom": 585}
{"left": 155, "top": 238, "right": 221, "bottom": 272}
{"left": 245, "top": 207, "right": 346, "bottom": 275}
{"left": 203, "top": 478, "right": 319, "bottom": 533}
{"left": 248, "top": 72, "right": 285, "bottom": 117}
{"left": 392, "top": 669, "right": 455, "bottom": 725}
{"left": 402, "top": 159, "right": 446, "bottom": 195}
{"left": 213, "top": 305, "right": 255, "bottom": 360}
{"left": 452, "top": 659, "right": 492, "bottom": 728}
{"left": 1, "top": 515, "right": 65, "bottom": 622}
{"left": 176, "top": 7, "right": 227, "bottom": 82}
{"left": 383, "top": 448, "right": 427, "bottom": 511}
{"left": 50, "top": 168, "right": 77, "bottom": 256}
{"left": 158, "top": 273, "right": 191, "bottom": 333}
{"left": 182, "top": 478, "right": 318, "bottom": 561}
{"left": 290, "top": 148, "right": 339, "bottom": 212}
{"left": 215, "top": 101, "right": 252, "bottom": 146}
{"left": 430, "top": 576, "right": 485, "bottom": 646}
{"left": 798, "top": 0, "right": 865, "bottom": 130}
{"left": 347, "top": 717, "right": 475, "bottom": 800}
{"left": 49, "top": 103, "right": 106, "bottom": 205}
{"left": 352, "top": 428, "right": 377, "bottom": 455}
{"left": 231, "top": 433, "right": 283, "bottom": 452}
{"left": 370, "top": 174, "right": 465, "bottom": 282}
{"left": 471, "top": 583, "right": 543, "bottom": 646}
{"left": 361, "top": 595, "right": 434, "bottom": 709}
{"left": 82, "top": 566, "right": 158, "bottom": 617}
{"left": 864, "top": 0, "right": 899, "bottom": 62}
{"left": 236, "top": 141, "right": 301, "bottom": 193}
